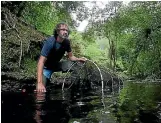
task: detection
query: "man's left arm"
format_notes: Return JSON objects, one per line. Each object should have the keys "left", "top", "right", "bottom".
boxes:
{"left": 67, "top": 52, "right": 87, "bottom": 62}
{"left": 65, "top": 39, "right": 87, "bottom": 62}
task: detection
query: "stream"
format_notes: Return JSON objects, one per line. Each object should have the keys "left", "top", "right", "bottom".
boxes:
{"left": 1, "top": 80, "right": 161, "bottom": 123}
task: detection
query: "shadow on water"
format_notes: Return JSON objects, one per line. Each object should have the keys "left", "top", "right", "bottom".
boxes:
{"left": 2, "top": 80, "right": 161, "bottom": 123}
{"left": 1, "top": 87, "right": 72, "bottom": 123}
{"left": 1, "top": 79, "right": 116, "bottom": 123}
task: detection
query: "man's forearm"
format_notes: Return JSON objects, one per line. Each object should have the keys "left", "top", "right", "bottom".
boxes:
{"left": 69, "top": 55, "right": 79, "bottom": 61}
{"left": 37, "top": 56, "right": 46, "bottom": 84}
{"left": 37, "top": 61, "right": 44, "bottom": 84}
{"left": 67, "top": 52, "right": 87, "bottom": 62}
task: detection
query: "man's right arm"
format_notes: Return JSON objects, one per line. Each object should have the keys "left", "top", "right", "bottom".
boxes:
{"left": 37, "top": 36, "right": 54, "bottom": 92}
{"left": 37, "top": 55, "right": 47, "bottom": 92}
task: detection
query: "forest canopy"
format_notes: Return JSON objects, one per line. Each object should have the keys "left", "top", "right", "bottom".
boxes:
{"left": 1, "top": 1, "right": 161, "bottom": 79}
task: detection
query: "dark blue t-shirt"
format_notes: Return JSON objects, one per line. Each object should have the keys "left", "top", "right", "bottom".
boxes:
{"left": 41, "top": 36, "right": 71, "bottom": 69}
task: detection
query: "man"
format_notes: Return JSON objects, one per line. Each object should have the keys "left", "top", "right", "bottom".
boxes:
{"left": 36, "top": 22, "right": 86, "bottom": 92}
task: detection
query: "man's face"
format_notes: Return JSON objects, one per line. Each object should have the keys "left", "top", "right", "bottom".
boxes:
{"left": 57, "top": 24, "right": 69, "bottom": 40}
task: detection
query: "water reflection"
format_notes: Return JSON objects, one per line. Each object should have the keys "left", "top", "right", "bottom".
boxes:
{"left": 33, "top": 90, "right": 71, "bottom": 123}
{"left": 111, "top": 82, "right": 161, "bottom": 123}
{"left": 34, "top": 92, "right": 46, "bottom": 123}
{"left": 2, "top": 80, "right": 160, "bottom": 123}
{"left": 2, "top": 82, "right": 116, "bottom": 123}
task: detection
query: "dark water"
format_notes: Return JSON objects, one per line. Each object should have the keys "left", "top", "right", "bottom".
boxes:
{"left": 114, "top": 81, "right": 161, "bottom": 123}
{"left": 1, "top": 81, "right": 161, "bottom": 123}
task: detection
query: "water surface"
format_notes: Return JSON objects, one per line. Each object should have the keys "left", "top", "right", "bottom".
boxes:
{"left": 2, "top": 81, "right": 161, "bottom": 123}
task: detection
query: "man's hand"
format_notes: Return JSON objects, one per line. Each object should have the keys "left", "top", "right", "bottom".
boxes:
{"left": 77, "top": 57, "right": 88, "bottom": 62}
{"left": 36, "top": 82, "right": 46, "bottom": 92}
{"left": 37, "top": 55, "right": 47, "bottom": 93}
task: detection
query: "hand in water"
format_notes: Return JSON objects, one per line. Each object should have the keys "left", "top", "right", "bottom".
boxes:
{"left": 36, "top": 83, "right": 46, "bottom": 92}
{"left": 35, "top": 91, "right": 46, "bottom": 103}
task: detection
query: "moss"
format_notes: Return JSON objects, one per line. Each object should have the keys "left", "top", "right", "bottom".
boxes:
{"left": 23, "top": 58, "right": 37, "bottom": 77}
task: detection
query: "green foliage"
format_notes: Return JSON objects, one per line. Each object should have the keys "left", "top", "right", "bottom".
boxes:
{"left": 98, "top": 1, "right": 161, "bottom": 77}
{"left": 22, "top": 1, "right": 73, "bottom": 35}
{"left": 117, "top": 82, "right": 161, "bottom": 123}
{"left": 83, "top": 43, "right": 107, "bottom": 64}
{"left": 4, "top": 1, "right": 161, "bottom": 79}
{"left": 23, "top": 57, "right": 37, "bottom": 77}
{"left": 69, "top": 31, "right": 85, "bottom": 57}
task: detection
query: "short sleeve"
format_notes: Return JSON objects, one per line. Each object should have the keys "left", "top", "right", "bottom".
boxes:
{"left": 41, "top": 37, "right": 55, "bottom": 57}
{"left": 66, "top": 40, "right": 72, "bottom": 52}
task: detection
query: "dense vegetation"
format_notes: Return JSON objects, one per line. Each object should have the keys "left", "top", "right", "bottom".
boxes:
{"left": 1, "top": 2, "right": 161, "bottom": 123}
{"left": 1, "top": 1, "right": 161, "bottom": 80}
